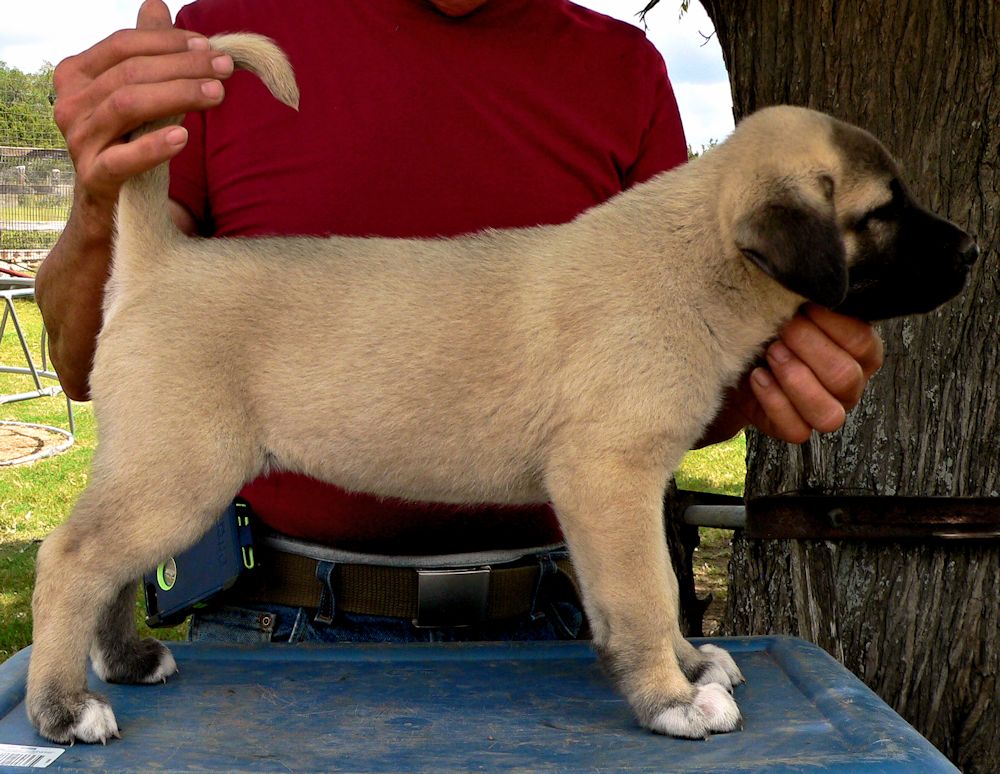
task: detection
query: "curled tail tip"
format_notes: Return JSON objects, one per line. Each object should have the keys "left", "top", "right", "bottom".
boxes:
{"left": 269, "top": 79, "right": 300, "bottom": 111}
{"left": 209, "top": 32, "right": 301, "bottom": 111}
{"left": 281, "top": 84, "right": 301, "bottom": 112}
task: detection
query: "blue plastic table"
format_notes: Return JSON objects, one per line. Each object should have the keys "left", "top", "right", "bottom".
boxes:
{"left": 0, "top": 637, "right": 956, "bottom": 772}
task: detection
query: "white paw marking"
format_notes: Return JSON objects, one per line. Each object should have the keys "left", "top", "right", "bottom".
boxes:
{"left": 649, "top": 683, "right": 742, "bottom": 738}
{"left": 693, "top": 682, "right": 742, "bottom": 730}
{"left": 70, "top": 697, "right": 120, "bottom": 744}
{"left": 90, "top": 644, "right": 177, "bottom": 684}
{"left": 144, "top": 648, "right": 178, "bottom": 684}
{"left": 695, "top": 643, "right": 745, "bottom": 691}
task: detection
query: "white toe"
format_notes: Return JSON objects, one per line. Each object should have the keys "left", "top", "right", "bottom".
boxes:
{"left": 91, "top": 644, "right": 177, "bottom": 684}
{"left": 693, "top": 682, "right": 742, "bottom": 732}
{"left": 695, "top": 643, "right": 745, "bottom": 689}
{"left": 649, "top": 702, "right": 709, "bottom": 739}
{"left": 648, "top": 683, "right": 742, "bottom": 738}
{"left": 70, "top": 698, "right": 120, "bottom": 744}
{"left": 143, "top": 648, "right": 178, "bottom": 684}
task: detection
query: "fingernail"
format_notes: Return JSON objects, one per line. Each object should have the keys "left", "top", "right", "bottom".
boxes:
{"left": 211, "top": 54, "right": 233, "bottom": 75}
{"left": 187, "top": 36, "right": 210, "bottom": 51}
{"left": 768, "top": 342, "right": 792, "bottom": 364}
{"left": 752, "top": 368, "right": 772, "bottom": 388}
{"left": 166, "top": 127, "right": 187, "bottom": 146}
{"left": 201, "top": 80, "right": 223, "bottom": 99}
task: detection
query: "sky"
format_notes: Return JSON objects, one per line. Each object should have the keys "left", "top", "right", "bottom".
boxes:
{"left": 0, "top": 0, "right": 734, "bottom": 149}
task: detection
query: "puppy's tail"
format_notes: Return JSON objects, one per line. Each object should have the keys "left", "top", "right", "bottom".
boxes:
{"left": 115, "top": 33, "right": 300, "bottom": 257}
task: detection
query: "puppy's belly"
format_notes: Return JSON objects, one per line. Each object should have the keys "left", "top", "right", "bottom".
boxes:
{"left": 264, "top": 428, "right": 549, "bottom": 506}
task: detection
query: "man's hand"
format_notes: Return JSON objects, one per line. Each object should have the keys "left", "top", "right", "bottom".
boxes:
{"left": 699, "top": 305, "right": 884, "bottom": 446}
{"left": 36, "top": 0, "right": 222, "bottom": 401}
{"left": 52, "top": 0, "right": 232, "bottom": 213}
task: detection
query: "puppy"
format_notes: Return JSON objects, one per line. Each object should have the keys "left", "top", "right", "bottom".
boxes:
{"left": 28, "top": 34, "right": 978, "bottom": 744}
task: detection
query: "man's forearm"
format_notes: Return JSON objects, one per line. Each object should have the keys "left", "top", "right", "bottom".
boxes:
{"left": 32, "top": 0, "right": 228, "bottom": 403}
{"left": 34, "top": 192, "right": 115, "bottom": 402}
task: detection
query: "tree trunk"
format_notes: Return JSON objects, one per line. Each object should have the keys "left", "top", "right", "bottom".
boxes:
{"left": 701, "top": 1, "right": 999, "bottom": 770}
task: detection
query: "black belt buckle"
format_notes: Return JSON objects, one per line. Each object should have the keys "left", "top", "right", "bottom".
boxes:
{"left": 413, "top": 567, "right": 490, "bottom": 628}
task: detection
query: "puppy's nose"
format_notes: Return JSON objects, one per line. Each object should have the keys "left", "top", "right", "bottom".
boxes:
{"left": 958, "top": 235, "right": 980, "bottom": 266}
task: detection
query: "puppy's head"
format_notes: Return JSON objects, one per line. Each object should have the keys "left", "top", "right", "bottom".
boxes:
{"left": 720, "top": 106, "right": 977, "bottom": 321}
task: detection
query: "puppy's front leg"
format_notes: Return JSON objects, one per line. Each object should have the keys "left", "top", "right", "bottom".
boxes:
{"left": 546, "top": 451, "right": 741, "bottom": 738}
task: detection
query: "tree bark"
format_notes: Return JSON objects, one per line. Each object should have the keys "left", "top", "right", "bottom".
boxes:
{"left": 701, "top": 1, "right": 999, "bottom": 770}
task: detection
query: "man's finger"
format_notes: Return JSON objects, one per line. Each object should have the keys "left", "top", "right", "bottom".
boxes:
{"left": 95, "top": 49, "right": 234, "bottom": 106}
{"left": 748, "top": 367, "right": 813, "bottom": 444}
{"left": 764, "top": 342, "right": 847, "bottom": 434}
{"left": 137, "top": 0, "right": 174, "bottom": 30}
{"left": 804, "top": 304, "right": 884, "bottom": 378}
{"left": 91, "top": 125, "right": 189, "bottom": 185}
{"left": 71, "top": 29, "right": 207, "bottom": 80}
{"left": 86, "top": 77, "right": 225, "bottom": 148}
{"left": 778, "top": 315, "right": 866, "bottom": 407}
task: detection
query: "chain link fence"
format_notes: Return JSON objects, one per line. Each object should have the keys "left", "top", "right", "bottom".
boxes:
{"left": 0, "top": 147, "right": 71, "bottom": 270}
{"left": 1, "top": 63, "right": 70, "bottom": 269}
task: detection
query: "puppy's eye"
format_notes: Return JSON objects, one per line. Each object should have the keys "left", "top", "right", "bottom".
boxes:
{"left": 853, "top": 178, "right": 905, "bottom": 232}
{"left": 853, "top": 199, "right": 899, "bottom": 232}
{"left": 819, "top": 174, "right": 835, "bottom": 200}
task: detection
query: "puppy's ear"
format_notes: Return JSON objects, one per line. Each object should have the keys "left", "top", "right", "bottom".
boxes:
{"left": 734, "top": 196, "right": 848, "bottom": 308}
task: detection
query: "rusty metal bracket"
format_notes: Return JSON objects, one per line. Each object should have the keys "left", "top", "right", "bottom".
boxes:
{"left": 745, "top": 495, "right": 1000, "bottom": 541}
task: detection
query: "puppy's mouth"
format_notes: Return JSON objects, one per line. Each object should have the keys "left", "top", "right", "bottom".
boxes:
{"left": 835, "top": 263, "right": 973, "bottom": 322}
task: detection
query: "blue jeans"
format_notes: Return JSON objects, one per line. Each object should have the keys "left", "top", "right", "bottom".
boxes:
{"left": 188, "top": 554, "right": 586, "bottom": 645}
{"left": 189, "top": 603, "right": 585, "bottom": 644}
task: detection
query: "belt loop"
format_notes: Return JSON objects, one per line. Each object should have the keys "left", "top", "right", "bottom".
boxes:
{"left": 529, "top": 554, "right": 559, "bottom": 621}
{"left": 314, "top": 560, "right": 336, "bottom": 624}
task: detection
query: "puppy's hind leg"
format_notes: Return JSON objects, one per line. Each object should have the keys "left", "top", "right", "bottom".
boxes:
{"left": 28, "top": 425, "right": 259, "bottom": 744}
{"left": 545, "top": 449, "right": 742, "bottom": 738}
{"left": 91, "top": 580, "right": 177, "bottom": 686}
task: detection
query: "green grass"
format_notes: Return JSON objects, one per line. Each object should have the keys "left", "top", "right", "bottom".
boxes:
{"left": 0, "top": 300, "right": 184, "bottom": 663}
{"left": 0, "top": 230, "right": 63, "bottom": 251}
{"left": 677, "top": 434, "right": 746, "bottom": 497}
{"left": 0, "top": 300, "right": 91, "bottom": 662}
{"left": 3, "top": 198, "right": 71, "bottom": 223}
{"left": 0, "top": 299, "right": 744, "bottom": 663}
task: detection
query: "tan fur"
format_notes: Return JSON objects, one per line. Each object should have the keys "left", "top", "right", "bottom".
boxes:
{"left": 28, "top": 34, "right": 950, "bottom": 742}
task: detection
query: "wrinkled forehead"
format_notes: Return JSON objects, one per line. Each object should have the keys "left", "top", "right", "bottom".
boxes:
{"left": 830, "top": 119, "right": 901, "bottom": 203}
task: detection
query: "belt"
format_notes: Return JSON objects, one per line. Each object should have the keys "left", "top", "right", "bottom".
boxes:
{"left": 229, "top": 537, "right": 579, "bottom": 629}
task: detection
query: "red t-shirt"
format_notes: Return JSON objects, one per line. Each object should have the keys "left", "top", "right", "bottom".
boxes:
{"left": 170, "top": 0, "right": 688, "bottom": 553}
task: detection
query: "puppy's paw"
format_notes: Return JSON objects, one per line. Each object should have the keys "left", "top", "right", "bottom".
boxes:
{"left": 647, "top": 683, "right": 742, "bottom": 739}
{"left": 71, "top": 696, "right": 121, "bottom": 744}
{"left": 29, "top": 689, "right": 121, "bottom": 745}
{"left": 92, "top": 638, "right": 177, "bottom": 685}
{"left": 692, "top": 643, "right": 745, "bottom": 692}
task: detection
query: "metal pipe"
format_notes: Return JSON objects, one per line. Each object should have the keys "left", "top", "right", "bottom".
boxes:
{"left": 682, "top": 504, "right": 746, "bottom": 529}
